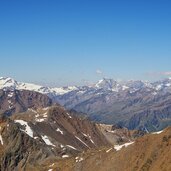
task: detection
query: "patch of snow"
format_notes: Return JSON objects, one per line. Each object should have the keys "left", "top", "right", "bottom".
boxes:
{"left": 14, "top": 120, "right": 34, "bottom": 138}
{"left": 60, "top": 144, "right": 64, "bottom": 148}
{"left": 111, "top": 88, "right": 119, "bottom": 92}
{"left": 35, "top": 113, "right": 39, "bottom": 118}
{"left": 41, "top": 135, "right": 55, "bottom": 147}
{"left": 89, "top": 137, "right": 95, "bottom": 145}
{"left": 77, "top": 90, "right": 85, "bottom": 94}
{"left": 49, "top": 163, "right": 54, "bottom": 167}
{"left": 35, "top": 118, "right": 45, "bottom": 122}
{"left": 34, "top": 137, "right": 39, "bottom": 139}
{"left": 144, "top": 127, "right": 149, "bottom": 133}
{"left": 152, "top": 130, "right": 164, "bottom": 134}
{"left": 52, "top": 86, "right": 78, "bottom": 95}
{"left": 129, "top": 88, "right": 138, "bottom": 94}
{"left": 166, "top": 83, "right": 171, "bottom": 87}
{"left": 96, "top": 92, "right": 104, "bottom": 95}
{"left": 66, "top": 113, "right": 72, "bottom": 118}
{"left": 75, "top": 157, "right": 84, "bottom": 162}
{"left": 82, "top": 133, "right": 95, "bottom": 145}
{"left": 0, "top": 135, "right": 3, "bottom": 145}
{"left": 122, "top": 85, "right": 129, "bottom": 90}
{"left": 106, "top": 148, "right": 112, "bottom": 153}
{"left": 75, "top": 136, "right": 90, "bottom": 148}
{"left": 34, "top": 111, "right": 48, "bottom": 122}
{"left": 82, "top": 132, "right": 88, "bottom": 137}
{"left": 88, "top": 135, "right": 95, "bottom": 145}
{"left": 8, "top": 100, "right": 12, "bottom": 104}
{"left": 107, "top": 130, "right": 116, "bottom": 133}
{"left": 152, "top": 92, "right": 157, "bottom": 96}
{"left": 42, "top": 112, "right": 48, "bottom": 118}
{"left": 8, "top": 92, "right": 14, "bottom": 97}
{"left": 155, "top": 85, "right": 162, "bottom": 91}
{"left": 56, "top": 128, "right": 64, "bottom": 135}
{"left": 95, "top": 79, "right": 104, "bottom": 88}
{"left": 114, "top": 142, "right": 134, "bottom": 151}
{"left": 62, "top": 154, "right": 69, "bottom": 158}
{"left": 8, "top": 100, "right": 13, "bottom": 109}
{"left": 66, "top": 145, "right": 77, "bottom": 150}
{"left": 43, "top": 107, "right": 50, "bottom": 110}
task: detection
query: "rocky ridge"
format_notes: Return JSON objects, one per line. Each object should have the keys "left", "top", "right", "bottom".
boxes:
{"left": 0, "top": 103, "right": 142, "bottom": 170}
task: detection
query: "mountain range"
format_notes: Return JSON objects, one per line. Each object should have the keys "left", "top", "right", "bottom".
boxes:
{"left": 1, "top": 77, "right": 171, "bottom": 132}
{"left": 0, "top": 88, "right": 144, "bottom": 170}
{"left": 1, "top": 77, "right": 171, "bottom": 170}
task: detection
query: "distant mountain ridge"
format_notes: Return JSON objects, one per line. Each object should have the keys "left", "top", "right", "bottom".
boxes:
{"left": 1, "top": 77, "right": 171, "bottom": 96}
{"left": 1, "top": 77, "right": 171, "bottom": 132}
{"left": 0, "top": 77, "right": 78, "bottom": 96}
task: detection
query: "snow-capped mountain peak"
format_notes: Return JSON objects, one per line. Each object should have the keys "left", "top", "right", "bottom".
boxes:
{"left": 1, "top": 77, "right": 171, "bottom": 100}
{"left": 94, "top": 78, "right": 152, "bottom": 92}
{"left": 0, "top": 77, "right": 78, "bottom": 96}
{"left": 0, "top": 77, "right": 19, "bottom": 90}
{"left": 95, "top": 78, "right": 117, "bottom": 90}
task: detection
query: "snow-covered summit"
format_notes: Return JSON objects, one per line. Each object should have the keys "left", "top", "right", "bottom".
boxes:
{"left": 152, "top": 78, "right": 171, "bottom": 91}
{"left": 0, "top": 77, "right": 19, "bottom": 90}
{"left": 94, "top": 78, "right": 153, "bottom": 92}
{"left": 0, "top": 77, "right": 78, "bottom": 96}
{"left": 95, "top": 78, "right": 120, "bottom": 91}
{"left": 1, "top": 77, "right": 171, "bottom": 98}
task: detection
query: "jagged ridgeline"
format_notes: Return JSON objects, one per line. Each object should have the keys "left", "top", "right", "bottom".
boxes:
{"left": 1, "top": 77, "right": 171, "bottom": 132}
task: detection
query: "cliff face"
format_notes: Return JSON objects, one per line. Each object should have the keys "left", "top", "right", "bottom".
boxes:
{"left": 0, "top": 89, "right": 53, "bottom": 116}
{"left": 0, "top": 119, "right": 56, "bottom": 171}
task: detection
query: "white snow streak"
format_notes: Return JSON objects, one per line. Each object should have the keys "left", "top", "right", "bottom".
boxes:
{"left": 66, "top": 145, "right": 77, "bottom": 150}
{"left": 41, "top": 135, "right": 55, "bottom": 147}
{"left": 106, "top": 148, "right": 113, "bottom": 153}
{"left": 152, "top": 130, "right": 164, "bottom": 134}
{"left": 62, "top": 155, "right": 69, "bottom": 158}
{"left": 14, "top": 120, "right": 34, "bottom": 138}
{"left": 56, "top": 128, "right": 64, "bottom": 135}
{"left": 75, "top": 136, "right": 90, "bottom": 148}
{"left": 0, "top": 135, "right": 3, "bottom": 145}
{"left": 75, "top": 156, "right": 84, "bottom": 162}
{"left": 114, "top": 142, "right": 134, "bottom": 151}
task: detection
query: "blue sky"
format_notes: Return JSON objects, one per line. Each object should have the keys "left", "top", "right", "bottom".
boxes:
{"left": 0, "top": 0, "right": 171, "bottom": 86}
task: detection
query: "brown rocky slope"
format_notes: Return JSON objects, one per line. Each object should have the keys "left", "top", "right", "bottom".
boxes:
{"left": 56, "top": 127, "right": 171, "bottom": 171}
{"left": 0, "top": 89, "right": 53, "bottom": 116}
{"left": 0, "top": 104, "right": 141, "bottom": 171}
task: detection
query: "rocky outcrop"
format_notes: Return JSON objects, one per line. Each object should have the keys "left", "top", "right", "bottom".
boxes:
{"left": 0, "top": 119, "right": 57, "bottom": 171}
{"left": 0, "top": 89, "right": 53, "bottom": 116}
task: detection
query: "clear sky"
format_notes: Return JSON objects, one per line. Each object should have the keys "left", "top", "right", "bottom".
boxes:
{"left": 0, "top": 0, "right": 171, "bottom": 86}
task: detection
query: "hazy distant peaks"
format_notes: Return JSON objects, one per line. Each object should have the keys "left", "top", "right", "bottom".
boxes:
{"left": 1, "top": 76, "right": 171, "bottom": 95}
